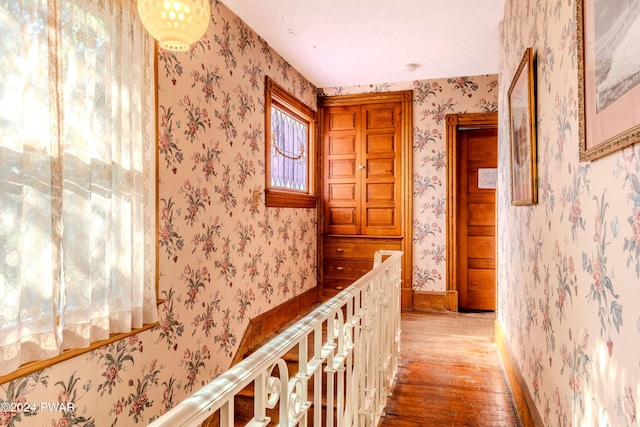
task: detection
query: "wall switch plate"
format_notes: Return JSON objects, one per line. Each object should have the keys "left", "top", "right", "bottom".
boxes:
{"left": 253, "top": 189, "right": 260, "bottom": 206}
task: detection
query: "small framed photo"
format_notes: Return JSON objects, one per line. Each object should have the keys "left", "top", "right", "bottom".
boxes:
{"left": 508, "top": 47, "right": 537, "bottom": 206}
{"left": 577, "top": 0, "right": 640, "bottom": 161}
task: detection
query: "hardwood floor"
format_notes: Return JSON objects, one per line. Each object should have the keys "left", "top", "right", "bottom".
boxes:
{"left": 381, "top": 310, "right": 522, "bottom": 427}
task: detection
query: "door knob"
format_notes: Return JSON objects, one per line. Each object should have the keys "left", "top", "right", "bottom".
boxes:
{"left": 358, "top": 164, "right": 366, "bottom": 170}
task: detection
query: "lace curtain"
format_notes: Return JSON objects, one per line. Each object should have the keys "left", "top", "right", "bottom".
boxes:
{"left": 0, "top": 0, "right": 157, "bottom": 376}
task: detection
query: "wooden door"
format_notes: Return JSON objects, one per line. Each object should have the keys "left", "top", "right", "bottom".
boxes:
{"left": 457, "top": 127, "right": 497, "bottom": 311}
{"left": 361, "top": 102, "right": 402, "bottom": 236}
{"left": 323, "top": 105, "right": 361, "bottom": 235}
{"left": 323, "top": 103, "right": 401, "bottom": 236}
{"left": 320, "top": 90, "right": 413, "bottom": 308}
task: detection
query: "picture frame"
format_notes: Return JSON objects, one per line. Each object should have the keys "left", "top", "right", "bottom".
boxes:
{"left": 508, "top": 47, "right": 537, "bottom": 206}
{"left": 578, "top": 0, "right": 640, "bottom": 161}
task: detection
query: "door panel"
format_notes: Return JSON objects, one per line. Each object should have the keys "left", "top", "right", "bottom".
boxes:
{"left": 468, "top": 268, "right": 496, "bottom": 309}
{"left": 366, "top": 106, "right": 396, "bottom": 129}
{"left": 367, "top": 134, "right": 396, "bottom": 152}
{"left": 330, "top": 110, "right": 358, "bottom": 130}
{"left": 324, "top": 106, "right": 360, "bottom": 235}
{"left": 328, "top": 183, "right": 356, "bottom": 200}
{"left": 366, "top": 183, "right": 395, "bottom": 202}
{"left": 366, "top": 207, "right": 396, "bottom": 227}
{"left": 468, "top": 203, "right": 494, "bottom": 225}
{"left": 468, "top": 236, "right": 494, "bottom": 259}
{"left": 328, "top": 159, "right": 356, "bottom": 178}
{"left": 367, "top": 159, "right": 395, "bottom": 177}
{"left": 457, "top": 127, "right": 497, "bottom": 311}
{"left": 329, "top": 136, "right": 356, "bottom": 154}
{"left": 328, "top": 207, "right": 357, "bottom": 229}
{"left": 362, "top": 103, "right": 401, "bottom": 236}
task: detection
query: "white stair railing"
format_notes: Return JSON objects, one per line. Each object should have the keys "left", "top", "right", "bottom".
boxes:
{"left": 149, "top": 250, "right": 402, "bottom": 427}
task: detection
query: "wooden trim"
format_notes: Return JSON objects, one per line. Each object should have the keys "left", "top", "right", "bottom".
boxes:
{"left": 445, "top": 112, "right": 498, "bottom": 311}
{"left": 401, "top": 92, "right": 414, "bottom": 308}
{"left": 401, "top": 288, "right": 414, "bottom": 310}
{"left": 316, "top": 105, "right": 326, "bottom": 295}
{"left": 265, "top": 189, "right": 317, "bottom": 208}
{"left": 412, "top": 291, "right": 446, "bottom": 311}
{"left": 445, "top": 290, "right": 458, "bottom": 311}
{"left": 230, "top": 287, "right": 320, "bottom": 367}
{"left": 154, "top": 41, "right": 160, "bottom": 300}
{"left": 448, "top": 112, "right": 499, "bottom": 129}
{"left": 413, "top": 290, "right": 458, "bottom": 311}
{"left": 495, "top": 320, "right": 544, "bottom": 427}
{"left": 0, "top": 322, "right": 159, "bottom": 384}
{"left": 318, "top": 90, "right": 413, "bottom": 308}
{"left": 318, "top": 90, "right": 413, "bottom": 107}
{"left": 264, "top": 76, "right": 317, "bottom": 208}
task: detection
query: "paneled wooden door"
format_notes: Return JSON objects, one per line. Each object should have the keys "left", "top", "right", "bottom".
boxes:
{"left": 319, "top": 91, "right": 413, "bottom": 308}
{"left": 456, "top": 127, "right": 498, "bottom": 311}
{"left": 323, "top": 102, "right": 401, "bottom": 236}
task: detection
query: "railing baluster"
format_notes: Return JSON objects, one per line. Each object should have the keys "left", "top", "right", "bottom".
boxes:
{"left": 325, "top": 354, "right": 335, "bottom": 426}
{"left": 312, "top": 325, "right": 323, "bottom": 426}
{"left": 253, "top": 372, "right": 266, "bottom": 425}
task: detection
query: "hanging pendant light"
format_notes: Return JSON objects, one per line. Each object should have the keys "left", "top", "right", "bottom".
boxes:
{"left": 138, "top": 0, "right": 211, "bottom": 52}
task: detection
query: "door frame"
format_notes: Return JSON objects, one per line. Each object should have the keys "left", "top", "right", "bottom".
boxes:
{"left": 445, "top": 112, "right": 498, "bottom": 311}
{"left": 317, "top": 90, "right": 414, "bottom": 308}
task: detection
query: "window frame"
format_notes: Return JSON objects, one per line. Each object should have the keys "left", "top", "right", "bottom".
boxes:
{"left": 264, "top": 76, "right": 317, "bottom": 208}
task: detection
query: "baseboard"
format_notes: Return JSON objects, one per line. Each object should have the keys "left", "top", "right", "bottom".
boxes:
{"left": 231, "top": 287, "right": 320, "bottom": 367}
{"left": 401, "top": 287, "right": 413, "bottom": 309}
{"left": 412, "top": 291, "right": 446, "bottom": 311}
{"left": 445, "top": 290, "right": 458, "bottom": 311}
{"left": 494, "top": 320, "right": 545, "bottom": 427}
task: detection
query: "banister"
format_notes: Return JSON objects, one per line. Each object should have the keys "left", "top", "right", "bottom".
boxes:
{"left": 149, "top": 250, "right": 402, "bottom": 427}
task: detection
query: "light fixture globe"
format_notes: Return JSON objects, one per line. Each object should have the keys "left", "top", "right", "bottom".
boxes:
{"left": 138, "top": 0, "right": 210, "bottom": 51}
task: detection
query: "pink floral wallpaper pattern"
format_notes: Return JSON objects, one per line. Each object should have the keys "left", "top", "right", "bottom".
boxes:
{"left": 498, "top": 0, "right": 640, "bottom": 425}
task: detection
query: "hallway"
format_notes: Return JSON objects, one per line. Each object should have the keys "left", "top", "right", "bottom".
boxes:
{"left": 381, "top": 310, "right": 521, "bottom": 427}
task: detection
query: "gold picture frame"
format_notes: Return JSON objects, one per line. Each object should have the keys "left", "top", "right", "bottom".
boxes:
{"left": 508, "top": 47, "right": 537, "bottom": 206}
{"left": 578, "top": 0, "right": 640, "bottom": 161}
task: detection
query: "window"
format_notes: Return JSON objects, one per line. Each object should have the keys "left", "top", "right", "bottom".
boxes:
{"left": 0, "top": 0, "right": 157, "bottom": 377}
{"left": 265, "top": 77, "right": 317, "bottom": 208}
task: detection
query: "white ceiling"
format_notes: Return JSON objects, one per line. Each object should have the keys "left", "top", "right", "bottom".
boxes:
{"left": 219, "top": 0, "right": 505, "bottom": 88}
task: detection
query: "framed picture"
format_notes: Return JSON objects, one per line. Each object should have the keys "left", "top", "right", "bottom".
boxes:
{"left": 578, "top": 0, "right": 640, "bottom": 161}
{"left": 508, "top": 47, "right": 537, "bottom": 206}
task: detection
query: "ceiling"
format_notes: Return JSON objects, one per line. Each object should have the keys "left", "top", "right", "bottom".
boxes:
{"left": 219, "top": 0, "right": 505, "bottom": 88}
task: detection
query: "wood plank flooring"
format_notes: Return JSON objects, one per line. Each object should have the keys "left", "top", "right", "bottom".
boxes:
{"left": 380, "top": 310, "right": 521, "bottom": 427}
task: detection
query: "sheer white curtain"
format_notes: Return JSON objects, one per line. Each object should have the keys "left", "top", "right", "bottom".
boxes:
{"left": 0, "top": 0, "right": 157, "bottom": 376}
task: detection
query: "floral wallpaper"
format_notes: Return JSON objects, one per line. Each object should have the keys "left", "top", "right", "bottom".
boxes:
{"left": 0, "top": 1, "right": 318, "bottom": 425}
{"left": 498, "top": 0, "right": 640, "bottom": 425}
{"left": 321, "top": 75, "right": 499, "bottom": 291}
